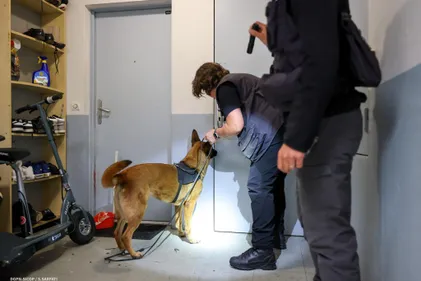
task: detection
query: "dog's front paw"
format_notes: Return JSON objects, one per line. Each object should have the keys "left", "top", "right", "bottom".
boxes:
{"left": 132, "top": 251, "right": 143, "bottom": 259}
{"left": 186, "top": 235, "right": 201, "bottom": 244}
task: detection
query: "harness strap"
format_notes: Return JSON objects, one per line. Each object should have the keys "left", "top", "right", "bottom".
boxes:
{"left": 171, "top": 183, "right": 183, "bottom": 204}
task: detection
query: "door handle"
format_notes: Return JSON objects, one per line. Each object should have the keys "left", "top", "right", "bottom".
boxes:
{"left": 99, "top": 107, "right": 111, "bottom": 113}
{"left": 97, "top": 99, "right": 111, "bottom": 125}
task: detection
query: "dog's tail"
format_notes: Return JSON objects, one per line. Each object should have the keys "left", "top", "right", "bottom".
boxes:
{"left": 101, "top": 160, "right": 132, "bottom": 188}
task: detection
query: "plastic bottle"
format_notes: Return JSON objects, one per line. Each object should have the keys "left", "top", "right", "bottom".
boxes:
{"left": 11, "top": 39, "right": 21, "bottom": 81}
{"left": 32, "top": 56, "right": 50, "bottom": 87}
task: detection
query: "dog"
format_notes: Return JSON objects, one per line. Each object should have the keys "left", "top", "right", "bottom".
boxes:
{"left": 101, "top": 129, "right": 217, "bottom": 258}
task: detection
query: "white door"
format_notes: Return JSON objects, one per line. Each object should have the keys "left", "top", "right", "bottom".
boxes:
{"left": 213, "top": 0, "right": 303, "bottom": 235}
{"left": 94, "top": 8, "right": 172, "bottom": 222}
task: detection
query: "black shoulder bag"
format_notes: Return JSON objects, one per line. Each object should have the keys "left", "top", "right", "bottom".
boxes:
{"left": 340, "top": 0, "right": 382, "bottom": 87}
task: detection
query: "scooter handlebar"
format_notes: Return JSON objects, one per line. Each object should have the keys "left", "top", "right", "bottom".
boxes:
{"left": 15, "top": 93, "right": 63, "bottom": 114}
{"left": 45, "top": 93, "right": 63, "bottom": 104}
{"left": 15, "top": 104, "right": 33, "bottom": 114}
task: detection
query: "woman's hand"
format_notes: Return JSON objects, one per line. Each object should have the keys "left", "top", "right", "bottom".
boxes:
{"left": 249, "top": 21, "right": 268, "bottom": 46}
{"left": 205, "top": 129, "right": 217, "bottom": 144}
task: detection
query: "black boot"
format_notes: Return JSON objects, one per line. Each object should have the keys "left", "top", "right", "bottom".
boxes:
{"left": 229, "top": 248, "right": 276, "bottom": 271}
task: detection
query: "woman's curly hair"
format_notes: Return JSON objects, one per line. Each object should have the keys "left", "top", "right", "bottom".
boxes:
{"left": 192, "top": 62, "right": 230, "bottom": 98}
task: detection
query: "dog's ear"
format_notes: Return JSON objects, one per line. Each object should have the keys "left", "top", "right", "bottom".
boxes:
{"left": 191, "top": 129, "right": 200, "bottom": 145}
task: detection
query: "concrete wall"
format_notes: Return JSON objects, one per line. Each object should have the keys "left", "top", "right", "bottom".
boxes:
{"left": 370, "top": 0, "right": 421, "bottom": 280}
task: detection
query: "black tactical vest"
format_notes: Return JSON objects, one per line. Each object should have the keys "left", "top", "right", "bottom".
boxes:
{"left": 216, "top": 73, "right": 284, "bottom": 162}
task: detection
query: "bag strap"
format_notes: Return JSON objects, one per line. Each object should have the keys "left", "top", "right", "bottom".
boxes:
{"left": 340, "top": 0, "right": 351, "bottom": 21}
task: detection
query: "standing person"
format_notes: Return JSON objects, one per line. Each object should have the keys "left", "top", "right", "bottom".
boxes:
{"left": 191, "top": 62, "right": 288, "bottom": 270}
{"left": 249, "top": 0, "right": 367, "bottom": 280}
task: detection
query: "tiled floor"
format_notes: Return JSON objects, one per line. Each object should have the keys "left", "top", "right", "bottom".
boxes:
{"left": 1, "top": 230, "right": 315, "bottom": 281}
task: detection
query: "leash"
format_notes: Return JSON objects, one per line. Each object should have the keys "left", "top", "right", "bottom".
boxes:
{"left": 104, "top": 139, "right": 213, "bottom": 263}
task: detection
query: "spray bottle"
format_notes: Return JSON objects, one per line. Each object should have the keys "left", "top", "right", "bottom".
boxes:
{"left": 32, "top": 56, "right": 50, "bottom": 87}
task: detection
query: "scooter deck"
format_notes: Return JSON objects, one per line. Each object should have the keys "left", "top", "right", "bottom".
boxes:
{"left": 0, "top": 232, "right": 29, "bottom": 261}
{"left": 0, "top": 221, "right": 72, "bottom": 266}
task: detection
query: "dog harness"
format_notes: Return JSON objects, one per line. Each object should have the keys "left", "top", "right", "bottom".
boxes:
{"left": 171, "top": 161, "right": 199, "bottom": 203}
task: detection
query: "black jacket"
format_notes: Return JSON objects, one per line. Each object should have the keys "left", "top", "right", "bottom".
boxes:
{"left": 261, "top": 0, "right": 367, "bottom": 153}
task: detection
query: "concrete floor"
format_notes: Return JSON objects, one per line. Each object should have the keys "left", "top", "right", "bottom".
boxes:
{"left": 1, "top": 230, "right": 315, "bottom": 281}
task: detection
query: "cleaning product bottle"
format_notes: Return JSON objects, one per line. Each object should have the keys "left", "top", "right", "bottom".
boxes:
{"left": 32, "top": 56, "right": 50, "bottom": 87}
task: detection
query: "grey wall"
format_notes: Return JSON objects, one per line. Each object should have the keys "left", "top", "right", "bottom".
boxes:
{"left": 372, "top": 0, "right": 421, "bottom": 280}
{"left": 374, "top": 63, "right": 421, "bottom": 281}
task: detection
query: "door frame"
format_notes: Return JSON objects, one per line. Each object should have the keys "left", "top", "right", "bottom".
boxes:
{"left": 87, "top": 0, "right": 172, "bottom": 215}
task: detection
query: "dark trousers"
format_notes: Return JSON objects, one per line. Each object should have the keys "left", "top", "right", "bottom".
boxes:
{"left": 297, "top": 109, "right": 362, "bottom": 281}
{"left": 247, "top": 134, "right": 287, "bottom": 249}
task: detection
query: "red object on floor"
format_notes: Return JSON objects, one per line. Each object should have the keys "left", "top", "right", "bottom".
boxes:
{"left": 94, "top": 211, "right": 115, "bottom": 230}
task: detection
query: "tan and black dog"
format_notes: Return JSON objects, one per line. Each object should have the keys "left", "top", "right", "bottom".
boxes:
{"left": 101, "top": 129, "right": 217, "bottom": 258}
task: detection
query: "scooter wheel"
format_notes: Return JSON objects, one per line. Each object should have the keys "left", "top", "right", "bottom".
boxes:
{"left": 69, "top": 209, "right": 96, "bottom": 245}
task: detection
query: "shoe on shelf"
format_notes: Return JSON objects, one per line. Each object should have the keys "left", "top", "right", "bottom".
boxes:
{"left": 23, "top": 28, "right": 45, "bottom": 41}
{"left": 48, "top": 163, "right": 60, "bottom": 175}
{"left": 23, "top": 120, "right": 34, "bottom": 134}
{"left": 31, "top": 117, "right": 46, "bottom": 134}
{"left": 12, "top": 201, "right": 43, "bottom": 227}
{"left": 12, "top": 119, "right": 24, "bottom": 133}
{"left": 12, "top": 160, "right": 25, "bottom": 181}
{"left": 31, "top": 162, "right": 45, "bottom": 178}
{"left": 59, "top": 0, "right": 68, "bottom": 10}
{"left": 22, "top": 164, "right": 35, "bottom": 181}
{"left": 229, "top": 247, "right": 277, "bottom": 271}
{"left": 12, "top": 169, "right": 16, "bottom": 182}
{"left": 49, "top": 115, "right": 65, "bottom": 134}
{"left": 39, "top": 161, "right": 51, "bottom": 177}
{"left": 41, "top": 208, "right": 56, "bottom": 221}
{"left": 47, "top": 116, "right": 58, "bottom": 133}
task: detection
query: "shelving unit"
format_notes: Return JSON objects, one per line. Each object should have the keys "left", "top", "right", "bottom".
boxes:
{"left": 11, "top": 31, "right": 64, "bottom": 54}
{"left": 12, "top": 132, "right": 66, "bottom": 137}
{"left": 0, "top": 0, "right": 67, "bottom": 233}
{"left": 12, "top": 81, "right": 64, "bottom": 95}
{"left": 14, "top": 0, "right": 64, "bottom": 15}
{"left": 12, "top": 175, "right": 61, "bottom": 185}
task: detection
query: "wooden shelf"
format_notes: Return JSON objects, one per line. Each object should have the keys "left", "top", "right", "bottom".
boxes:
{"left": 12, "top": 133, "right": 66, "bottom": 137}
{"left": 11, "top": 31, "right": 64, "bottom": 55}
{"left": 33, "top": 215, "right": 60, "bottom": 229}
{"left": 13, "top": 0, "right": 64, "bottom": 15}
{"left": 12, "top": 81, "right": 64, "bottom": 95}
{"left": 1, "top": 0, "right": 67, "bottom": 234}
{"left": 13, "top": 215, "right": 61, "bottom": 235}
{"left": 12, "top": 175, "right": 61, "bottom": 185}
